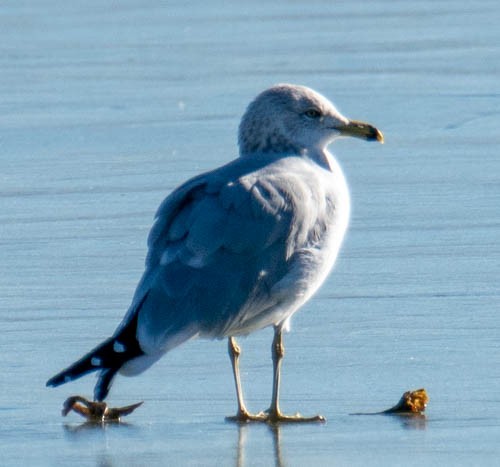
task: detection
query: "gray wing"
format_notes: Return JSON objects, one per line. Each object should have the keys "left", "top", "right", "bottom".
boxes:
{"left": 122, "top": 162, "right": 306, "bottom": 355}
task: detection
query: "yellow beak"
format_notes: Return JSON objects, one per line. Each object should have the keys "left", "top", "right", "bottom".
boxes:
{"left": 338, "top": 119, "right": 384, "bottom": 143}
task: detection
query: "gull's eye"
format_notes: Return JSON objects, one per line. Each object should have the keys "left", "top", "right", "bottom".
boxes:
{"left": 304, "top": 108, "right": 322, "bottom": 119}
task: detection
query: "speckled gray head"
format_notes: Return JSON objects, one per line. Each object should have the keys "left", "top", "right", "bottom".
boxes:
{"left": 238, "top": 84, "right": 383, "bottom": 157}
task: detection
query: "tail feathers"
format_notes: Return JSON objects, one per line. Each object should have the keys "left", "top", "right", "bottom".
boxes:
{"left": 46, "top": 309, "right": 144, "bottom": 401}
{"left": 46, "top": 337, "right": 118, "bottom": 389}
{"left": 94, "top": 368, "right": 119, "bottom": 402}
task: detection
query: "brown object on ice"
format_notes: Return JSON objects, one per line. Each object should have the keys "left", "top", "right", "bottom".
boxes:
{"left": 350, "top": 388, "right": 429, "bottom": 416}
{"left": 62, "top": 395, "right": 143, "bottom": 422}
{"left": 382, "top": 388, "right": 429, "bottom": 414}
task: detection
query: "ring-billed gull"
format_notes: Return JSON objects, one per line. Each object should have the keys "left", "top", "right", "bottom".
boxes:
{"left": 47, "top": 84, "right": 383, "bottom": 423}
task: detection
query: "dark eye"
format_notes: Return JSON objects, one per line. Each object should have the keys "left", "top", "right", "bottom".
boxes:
{"left": 304, "top": 108, "right": 322, "bottom": 119}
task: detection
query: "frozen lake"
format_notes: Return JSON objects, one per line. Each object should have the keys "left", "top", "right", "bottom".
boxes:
{"left": 1, "top": 0, "right": 499, "bottom": 465}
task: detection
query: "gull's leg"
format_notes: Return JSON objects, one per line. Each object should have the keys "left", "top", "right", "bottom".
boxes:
{"left": 269, "top": 326, "right": 284, "bottom": 416}
{"left": 227, "top": 337, "right": 247, "bottom": 416}
{"left": 226, "top": 337, "right": 266, "bottom": 422}
{"left": 266, "top": 325, "right": 325, "bottom": 423}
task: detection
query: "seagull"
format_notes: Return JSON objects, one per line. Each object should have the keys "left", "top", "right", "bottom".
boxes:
{"left": 47, "top": 84, "right": 383, "bottom": 423}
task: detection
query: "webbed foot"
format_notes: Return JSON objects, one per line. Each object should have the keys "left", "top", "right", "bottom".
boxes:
{"left": 226, "top": 407, "right": 325, "bottom": 424}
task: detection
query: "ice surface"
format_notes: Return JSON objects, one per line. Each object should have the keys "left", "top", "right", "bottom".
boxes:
{"left": 1, "top": 1, "right": 499, "bottom": 465}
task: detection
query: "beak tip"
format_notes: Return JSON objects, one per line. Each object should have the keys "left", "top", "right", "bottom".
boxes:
{"left": 341, "top": 119, "right": 384, "bottom": 144}
{"left": 376, "top": 130, "right": 384, "bottom": 144}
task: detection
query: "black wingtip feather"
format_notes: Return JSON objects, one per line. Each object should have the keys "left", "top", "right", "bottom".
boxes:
{"left": 46, "top": 297, "right": 146, "bottom": 398}
{"left": 46, "top": 337, "right": 115, "bottom": 388}
{"left": 94, "top": 368, "right": 119, "bottom": 401}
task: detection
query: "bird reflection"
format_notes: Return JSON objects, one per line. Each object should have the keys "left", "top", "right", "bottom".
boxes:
{"left": 269, "top": 424, "right": 285, "bottom": 467}
{"left": 235, "top": 423, "right": 286, "bottom": 467}
{"left": 233, "top": 413, "right": 427, "bottom": 467}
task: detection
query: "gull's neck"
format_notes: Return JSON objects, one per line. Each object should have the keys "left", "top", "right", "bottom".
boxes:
{"left": 239, "top": 146, "right": 340, "bottom": 174}
{"left": 304, "top": 146, "right": 338, "bottom": 172}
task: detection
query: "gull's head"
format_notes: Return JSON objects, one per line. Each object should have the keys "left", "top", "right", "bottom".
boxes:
{"left": 238, "top": 84, "right": 383, "bottom": 157}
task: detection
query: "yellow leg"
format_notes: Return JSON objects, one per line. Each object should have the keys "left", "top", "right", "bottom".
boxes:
{"left": 226, "top": 330, "right": 325, "bottom": 424}
{"left": 225, "top": 337, "right": 266, "bottom": 422}
{"left": 265, "top": 326, "right": 325, "bottom": 424}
